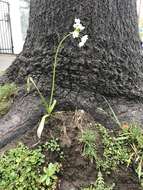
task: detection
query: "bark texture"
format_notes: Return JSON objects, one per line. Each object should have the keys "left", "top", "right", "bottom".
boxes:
{"left": 0, "top": 0, "right": 143, "bottom": 147}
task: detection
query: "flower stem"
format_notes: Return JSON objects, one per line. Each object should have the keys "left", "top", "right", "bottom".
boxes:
{"left": 49, "top": 33, "right": 71, "bottom": 106}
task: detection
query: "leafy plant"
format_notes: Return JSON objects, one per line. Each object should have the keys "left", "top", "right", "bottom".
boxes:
{"left": 79, "top": 129, "right": 97, "bottom": 162}
{"left": 79, "top": 122, "right": 143, "bottom": 186}
{"left": 97, "top": 100, "right": 143, "bottom": 181}
{"left": 43, "top": 138, "right": 64, "bottom": 159}
{"left": 96, "top": 122, "right": 143, "bottom": 185}
{"left": 96, "top": 124, "right": 129, "bottom": 173}
{"left": 0, "top": 83, "right": 18, "bottom": 116}
{"left": 27, "top": 18, "right": 88, "bottom": 138}
{"left": 40, "top": 163, "right": 61, "bottom": 189}
{"left": 118, "top": 123, "right": 143, "bottom": 181}
{"left": 0, "top": 144, "right": 45, "bottom": 190}
{"left": 82, "top": 171, "right": 115, "bottom": 190}
{"left": 79, "top": 125, "right": 129, "bottom": 172}
{"left": 0, "top": 83, "right": 17, "bottom": 100}
{"left": 0, "top": 143, "right": 62, "bottom": 190}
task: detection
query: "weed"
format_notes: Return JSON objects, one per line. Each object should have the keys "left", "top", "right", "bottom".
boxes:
{"left": 43, "top": 138, "right": 64, "bottom": 159}
{"left": 0, "top": 83, "right": 17, "bottom": 100}
{"left": 0, "top": 144, "right": 44, "bottom": 190}
{"left": 0, "top": 83, "right": 17, "bottom": 116}
{"left": 79, "top": 129, "right": 97, "bottom": 162}
{"left": 96, "top": 124, "right": 129, "bottom": 173}
{"left": 79, "top": 124, "right": 129, "bottom": 172}
{"left": 96, "top": 100, "right": 143, "bottom": 181}
{"left": 80, "top": 122, "right": 143, "bottom": 186}
{"left": 40, "top": 163, "right": 61, "bottom": 189}
{"left": 119, "top": 123, "right": 143, "bottom": 181}
{"left": 82, "top": 171, "right": 115, "bottom": 190}
{"left": 0, "top": 143, "right": 62, "bottom": 190}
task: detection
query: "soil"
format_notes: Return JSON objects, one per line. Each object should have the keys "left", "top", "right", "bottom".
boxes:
{"left": 0, "top": 110, "right": 142, "bottom": 190}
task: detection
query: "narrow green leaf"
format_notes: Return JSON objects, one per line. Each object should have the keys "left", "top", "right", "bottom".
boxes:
{"left": 27, "top": 77, "right": 49, "bottom": 111}
{"left": 137, "top": 158, "right": 142, "bottom": 180}
{"left": 48, "top": 99, "right": 57, "bottom": 114}
{"left": 26, "top": 77, "right": 31, "bottom": 92}
{"left": 40, "top": 175, "right": 47, "bottom": 183}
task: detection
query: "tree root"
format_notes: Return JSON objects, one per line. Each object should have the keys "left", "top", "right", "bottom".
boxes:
{"left": 0, "top": 86, "right": 143, "bottom": 149}
{"left": 0, "top": 93, "right": 43, "bottom": 148}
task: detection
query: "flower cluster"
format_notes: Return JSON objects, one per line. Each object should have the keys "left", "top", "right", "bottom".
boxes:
{"left": 72, "top": 18, "right": 88, "bottom": 47}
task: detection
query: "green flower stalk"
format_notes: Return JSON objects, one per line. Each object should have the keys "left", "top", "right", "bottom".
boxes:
{"left": 49, "top": 33, "right": 71, "bottom": 107}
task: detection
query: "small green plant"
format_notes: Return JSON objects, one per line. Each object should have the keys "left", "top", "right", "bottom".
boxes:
{"left": 118, "top": 123, "right": 143, "bottom": 181}
{"left": 43, "top": 138, "right": 61, "bottom": 152}
{"left": 40, "top": 163, "right": 61, "bottom": 189}
{"left": 97, "top": 100, "right": 143, "bottom": 180}
{"left": 82, "top": 171, "right": 115, "bottom": 190}
{"left": 43, "top": 138, "right": 64, "bottom": 159}
{"left": 79, "top": 122, "right": 143, "bottom": 186}
{"left": 0, "top": 144, "right": 45, "bottom": 190}
{"left": 79, "top": 129, "right": 97, "bottom": 162}
{"left": 0, "top": 83, "right": 17, "bottom": 116}
{"left": 0, "top": 143, "right": 62, "bottom": 190}
{"left": 96, "top": 124, "right": 129, "bottom": 173}
{"left": 79, "top": 125, "right": 129, "bottom": 172}
{"left": 27, "top": 18, "right": 88, "bottom": 138}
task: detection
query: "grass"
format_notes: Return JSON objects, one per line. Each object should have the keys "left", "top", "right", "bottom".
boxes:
{"left": 79, "top": 129, "right": 97, "bottom": 163}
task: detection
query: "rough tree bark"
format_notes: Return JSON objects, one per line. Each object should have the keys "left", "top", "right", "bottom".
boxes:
{"left": 0, "top": 0, "right": 143, "bottom": 147}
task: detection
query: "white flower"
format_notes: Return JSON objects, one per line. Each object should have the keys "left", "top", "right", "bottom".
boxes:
{"left": 72, "top": 18, "right": 85, "bottom": 38}
{"left": 75, "top": 18, "right": 80, "bottom": 24}
{"left": 79, "top": 35, "right": 88, "bottom": 47}
{"left": 73, "top": 18, "right": 85, "bottom": 31}
{"left": 81, "top": 35, "right": 88, "bottom": 43}
{"left": 72, "top": 30, "right": 80, "bottom": 38}
{"left": 79, "top": 41, "right": 84, "bottom": 47}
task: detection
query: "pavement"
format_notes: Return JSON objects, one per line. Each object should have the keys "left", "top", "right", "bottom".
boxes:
{"left": 0, "top": 54, "right": 16, "bottom": 72}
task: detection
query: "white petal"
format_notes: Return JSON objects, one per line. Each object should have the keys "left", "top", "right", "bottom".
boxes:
{"left": 81, "top": 35, "right": 88, "bottom": 43}
{"left": 72, "top": 31, "right": 79, "bottom": 38}
{"left": 79, "top": 24, "right": 85, "bottom": 31}
{"left": 73, "top": 23, "right": 85, "bottom": 31}
{"left": 79, "top": 41, "right": 84, "bottom": 47}
{"left": 73, "top": 23, "right": 79, "bottom": 28}
{"left": 75, "top": 18, "right": 80, "bottom": 24}
{"left": 79, "top": 35, "right": 88, "bottom": 47}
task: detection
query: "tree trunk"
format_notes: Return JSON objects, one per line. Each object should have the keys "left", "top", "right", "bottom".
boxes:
{"left": 0, "top": 0, "right": 143, "bottom": 147}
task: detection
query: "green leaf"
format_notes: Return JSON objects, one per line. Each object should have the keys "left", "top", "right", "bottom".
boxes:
{"left": 48, "top": 99, "right": 57, "bottom": 114}
{"left": 46, "top": 178, "right": 51, "bottom": 186}
{"left": 47, "top": 163, "right": 57, "bottom": 176}
{"left": 27, "top": 77, "right": 49, "bottom": 111}
{"left": 40, "top": 175, "right": 47, "bottom": 183}
{"left": 137, "top": 158, "right": 143, "bottom": 180}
